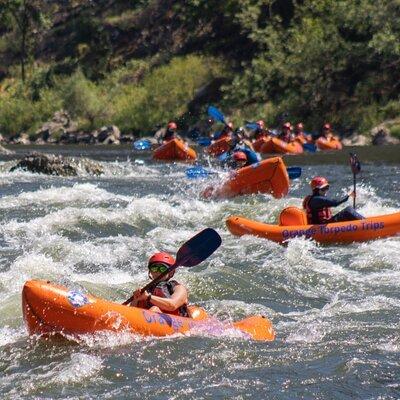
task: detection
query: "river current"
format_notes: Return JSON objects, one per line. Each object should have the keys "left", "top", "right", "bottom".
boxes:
{"left": 0, "top": 145, "right": 399, "bottom": 399}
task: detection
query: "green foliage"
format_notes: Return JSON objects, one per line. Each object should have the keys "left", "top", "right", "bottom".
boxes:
{"left": 389, "top": 124, "right": 400, "bottom": 139}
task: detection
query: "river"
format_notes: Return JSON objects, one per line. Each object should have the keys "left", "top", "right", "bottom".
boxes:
{"left": 0, "top": 144, "right": 399, "bottom": 399}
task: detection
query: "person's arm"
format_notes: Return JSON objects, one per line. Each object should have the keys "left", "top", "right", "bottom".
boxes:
{"left": 148, "top": 284, "right": 188, "bottom": 312}
{"left": 310, "top": 195, "right": 349, "bottom": 208}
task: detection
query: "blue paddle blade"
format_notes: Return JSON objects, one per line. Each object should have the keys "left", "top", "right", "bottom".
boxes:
{"left": 197, "top": 137, "right": 212, "bottom": 146}
{"left": 349, "top": 153, "right": 361, "bottom": 174}
{"left": 245, "top": 122, "right": 259, "bottom": 130}
{"left": 303, "top": 143, "right": 317, "bottom": 153}
{"left": 287, "top": 167, "right": 302, "bottom": 179}
{"left": 175, "top": 228, "right": 222, "bottom": 267}
{"left": 207, "top": 106, "right": 226, "bottom": 124}
{"left": 185, "top": 166, "right": 215, "bottom": 179}
{"left": 133, "top": 139, "right": 152, "bottom": 150}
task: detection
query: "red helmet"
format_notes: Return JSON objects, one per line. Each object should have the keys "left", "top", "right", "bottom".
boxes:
{"left": 233, "top": 151, "right": 247, "bottom": 162}
{"left": 256, "top": 120, "right": 265, "bottom": 129}
{"left": 310, "top": 176, "right": 329, "bottom": 190}
{"left": 148, "top": 252, "right": 175, "bottom": 268}
{"left": 323, "top": 123, "right": 331, "bottom": 130}
{"left": 167, "top": 122, "right": 177, "bottom": 130}
{"left": 282, "top": 122, "right": 292, "bottom": 130}
{"left": 295, "top": 123, "right": 304, "bottom": 131}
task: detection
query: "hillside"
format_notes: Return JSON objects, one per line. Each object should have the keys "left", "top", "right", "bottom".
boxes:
{"left": 1, "top": 0, "right": 400, "bottom": 137}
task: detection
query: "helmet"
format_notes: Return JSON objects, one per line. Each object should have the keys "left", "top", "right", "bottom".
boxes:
{"left": 323, "top": 123, "right": 331, "bottom": 130}
{"left": 148, "top": 252, "right": 175, "bottom": 268}
{"left": 256, "top": 120, "right": 265, "bottom": 129}
{"left": 310, "top": 176, "right": 329, "bottom": 190}
{"left": 236, "top": 127, "right": 245, "bottom": 135}
{"left": 233, "top": 151, "right": 247, "bottom": 162}
{"left": 295, "top": 123, "right": 304, "bottom": 131}
{"left": 167, "top": 122, "right": 177, "bottom": 130}
{"left": 282, "top": 122, "right": 292, "bottom": 130}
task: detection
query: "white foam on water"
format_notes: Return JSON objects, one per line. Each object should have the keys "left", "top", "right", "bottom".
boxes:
{"left": 0, "top": 326, "right": 26, "bottom": 346}
{"left": 0, "top": 183, "right": 130, "bottom": 209}
{"left": 50, "top": 353, "right": 103, "bottom": 385}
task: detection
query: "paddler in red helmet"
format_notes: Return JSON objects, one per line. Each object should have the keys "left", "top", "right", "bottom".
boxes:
{"left": 130, "top": 252, "right": 189, "bottom": 317}
{"left": 303, "top": 176, "right": 364, "bottom": 224}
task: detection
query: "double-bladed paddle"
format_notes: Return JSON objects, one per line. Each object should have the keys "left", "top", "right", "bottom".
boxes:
{"left": 123, "top": 228, "right": 222, "bottom": 305}
{"left": 207, "top": 106, "right": 226, "bottom": 124}
{"left": 133, "top": 139, "right": 152, "bottom": 150}
{"left": 349, "top": 153, "right": 361, "bottom": 209}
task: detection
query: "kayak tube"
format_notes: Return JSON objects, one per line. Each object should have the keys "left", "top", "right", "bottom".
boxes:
{"left": 226, "top": 209, "right": 400, "bottom": 244}
{"left": 252, "top": 137, "right": 270, "bottom": 153}
{"left": 202, "top": 157, "right": 289, "bottom": 199}
{"left": 153, "top": 138, "right": 197, "bottom": 161}
{"left": 206, "top": 137, "right": 232, "bottom": 157}
{"left": 22, "top": 280, "right": 275, "bottom": 342}
{"left": 316, "top": 136, "right": 343, "bottom": 150}
{"left": 260, "top": 137, "right": 304, "bottom": 154}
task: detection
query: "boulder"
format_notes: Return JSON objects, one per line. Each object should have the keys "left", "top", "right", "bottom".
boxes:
{"left": 12, "top": 133, "right": 31, "bottom": 145}
{"left": 96, "top": 126, "right": 121, "bottom": 144}
{"left": 371, "top": 127, "right": 400, "bottom": 145}
{"left": 35, "top": 110, "right": 77, "bottom": 142}
{"left": 10, "top": 152, "right": 103, "bottom": 176}
{"left": 342, "top": 134, "right": 370, "bottom": 146}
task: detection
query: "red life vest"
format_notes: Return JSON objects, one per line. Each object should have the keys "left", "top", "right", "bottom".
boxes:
{"left": 136, "top": 280, "right": 189, "bottom": 317}
{"left": 303, "top": 195, "right": 332, "bottom": 224}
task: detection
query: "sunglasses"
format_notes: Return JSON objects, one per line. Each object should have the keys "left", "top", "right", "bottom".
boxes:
{"left": 148, "top": 263, "right": 170, "bottom": 273}
{"left": 320, "top": 186, "right": 330, "bottom": 191}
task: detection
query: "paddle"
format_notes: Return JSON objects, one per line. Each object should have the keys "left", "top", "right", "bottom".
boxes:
{"left": 245, "top": 122, "right": 259, "bottom": 130}
{"left": 133, "top": 139, "right": 152, "bottom": 150}
{"left": 197, "top": 137, "right": 212, "bottom": 146}
{"left": 303, "top": 143, "right": 317, "bottom": 153}
{"left": 186, "top": 165, "right": 301, "bottom": 179}
{"left": 207, "top": 106, "right": 226, "bottom": 124}
{"left": 349, "top": 153, "right": 361, "bottom": 209}
{"left": 122, "top": 228, "right": 222, "bottom": 305}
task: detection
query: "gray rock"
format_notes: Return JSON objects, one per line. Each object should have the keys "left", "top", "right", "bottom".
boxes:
{"left": 95, "top": 126, "right": 121, "bottom": 144}
{"left": 10, "top": 152, "right": 103, "bottom": 176}
{"left": 371, "top": 128, "right": 400, "bottom": 145}
{"left": 342, "top": 134, "right": 370, "bottom": 146}
{"left": 35, "top": 110, "right": 77, "bottom": 142}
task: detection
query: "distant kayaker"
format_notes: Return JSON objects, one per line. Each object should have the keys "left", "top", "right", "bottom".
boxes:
{"left": 321, "top": 123, "right": 333, "bottom": 139}
{"left": 154, "top": 121, "right": 181, "bottom": 144}
{"left": 254, "top": 120, "right": 270, "bottom": 139}
{"left": 303, "top": 176, "right": 364, "bottom": 224}
{"left": 214, "top": 121, "right": 234, "bottom": 140}
{"left": 130, "top": 252, "right": 190, "bottom": 317}
{"left": 294, "top": 123, "right": 312, "bottom": 143}
{"left": 278, "top": 122, "right": 294, "bottom": 143}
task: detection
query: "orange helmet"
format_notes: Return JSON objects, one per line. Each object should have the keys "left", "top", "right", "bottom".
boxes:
{"left": 256, "top": 120, "right": 265, "bottom": 129}
{"left": 295, "top": 123, "right": 304, "bottom": 131}
{"left": 323, "top": 123, "right": 331, "bottom": 131}
{"left": 167, "top": 122, "right": 177, "bottom": 130}
{"left": 310, "top": 176, "right": 329, "bottom": 190}
{"left": 282, "top": 122, "right": 292, "bottom": 130}
{"left": 148, "top": 252, "right": 175, "bottom": 268}
{"left": 233, "top": 151, "right": 247, "bottom": 162}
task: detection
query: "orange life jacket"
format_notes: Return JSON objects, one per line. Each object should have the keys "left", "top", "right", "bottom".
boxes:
{"left": 303, "top": 195, "right": 332, "bottom": 224}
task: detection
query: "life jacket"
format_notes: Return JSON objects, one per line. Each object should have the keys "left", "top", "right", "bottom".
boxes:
{"left": 136, "top": 280, "right": 189, "bottom": 317}
{"left": 163, "top": 129, "right": 175, "bottom": 142}
{"left": 302, "top": 194, "right": 332, "bottom": 224}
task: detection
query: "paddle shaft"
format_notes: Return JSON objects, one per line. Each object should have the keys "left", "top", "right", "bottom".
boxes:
{"left": 353, "top": 173, "right": 356, "bottom": 209}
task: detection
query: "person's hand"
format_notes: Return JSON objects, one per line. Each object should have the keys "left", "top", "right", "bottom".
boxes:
{"left": 132, "top": 289, "right": 149, "bottom": 302}
{"left": 348, "top": 191, "right": 356, "bottom": 198}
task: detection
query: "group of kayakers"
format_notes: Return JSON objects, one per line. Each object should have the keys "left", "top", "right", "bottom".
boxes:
{"left": 128, "top": 119, "right": 361, "bottom": 317}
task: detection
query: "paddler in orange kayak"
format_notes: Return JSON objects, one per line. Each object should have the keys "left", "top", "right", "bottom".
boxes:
{"left": 129, "top": 252, "right": 190, "bottom": 317}
{"left": 154, "top": 121, "right": 182, "bottom": 144}
{"left": 303, "top": 176, "right": 364, "bottom": 224}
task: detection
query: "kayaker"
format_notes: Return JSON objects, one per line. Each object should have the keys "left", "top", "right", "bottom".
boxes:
{"left": 254, "top": 120, "right": 269, "bottom": 139}
{"left": 303, "top": 176, "right": 364, "bottom": 224}
{"left": 227, "top": 151, "right": 249, "bottom": 169}
{"left": 321, "top": 123, "right": 333, "bottom": 139}
{"left": 294, "top": 123, "right": 312, "bottom": 142}
{"left": 129, "top": 252, "right": 190, "bottom": 317}
{"left": 154, "top": 121, "right": 181, "bottom": 144}
{"left": 278, "top": 122, "right": 294, "bottom": 143}
{"left": 214, "top": 122, "right": 234, "bottom": 140}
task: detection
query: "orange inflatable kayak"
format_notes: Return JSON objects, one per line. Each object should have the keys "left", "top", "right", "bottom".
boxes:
{"left": 226, "top": 208, "right": 400, "bottom": 244}
{"left": 22, "top": 280, "right": 275, "bottom": 342}
{"left": 206, "top": 137, "right": 232, "bottom": 157}
{"left": 202, "top": 157, "right": 289, "bottom": 199}
{"left": 260, "top": 137, "right": 304, "bottom": 154}
{"left": 252, "top": 137, "right": 271, "bottom": 153}
{"left": 316, "top": 136, "right": 343, "bottom": 150}
{"left": 153, "top": 138, "right": 197, "bottom": 161}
